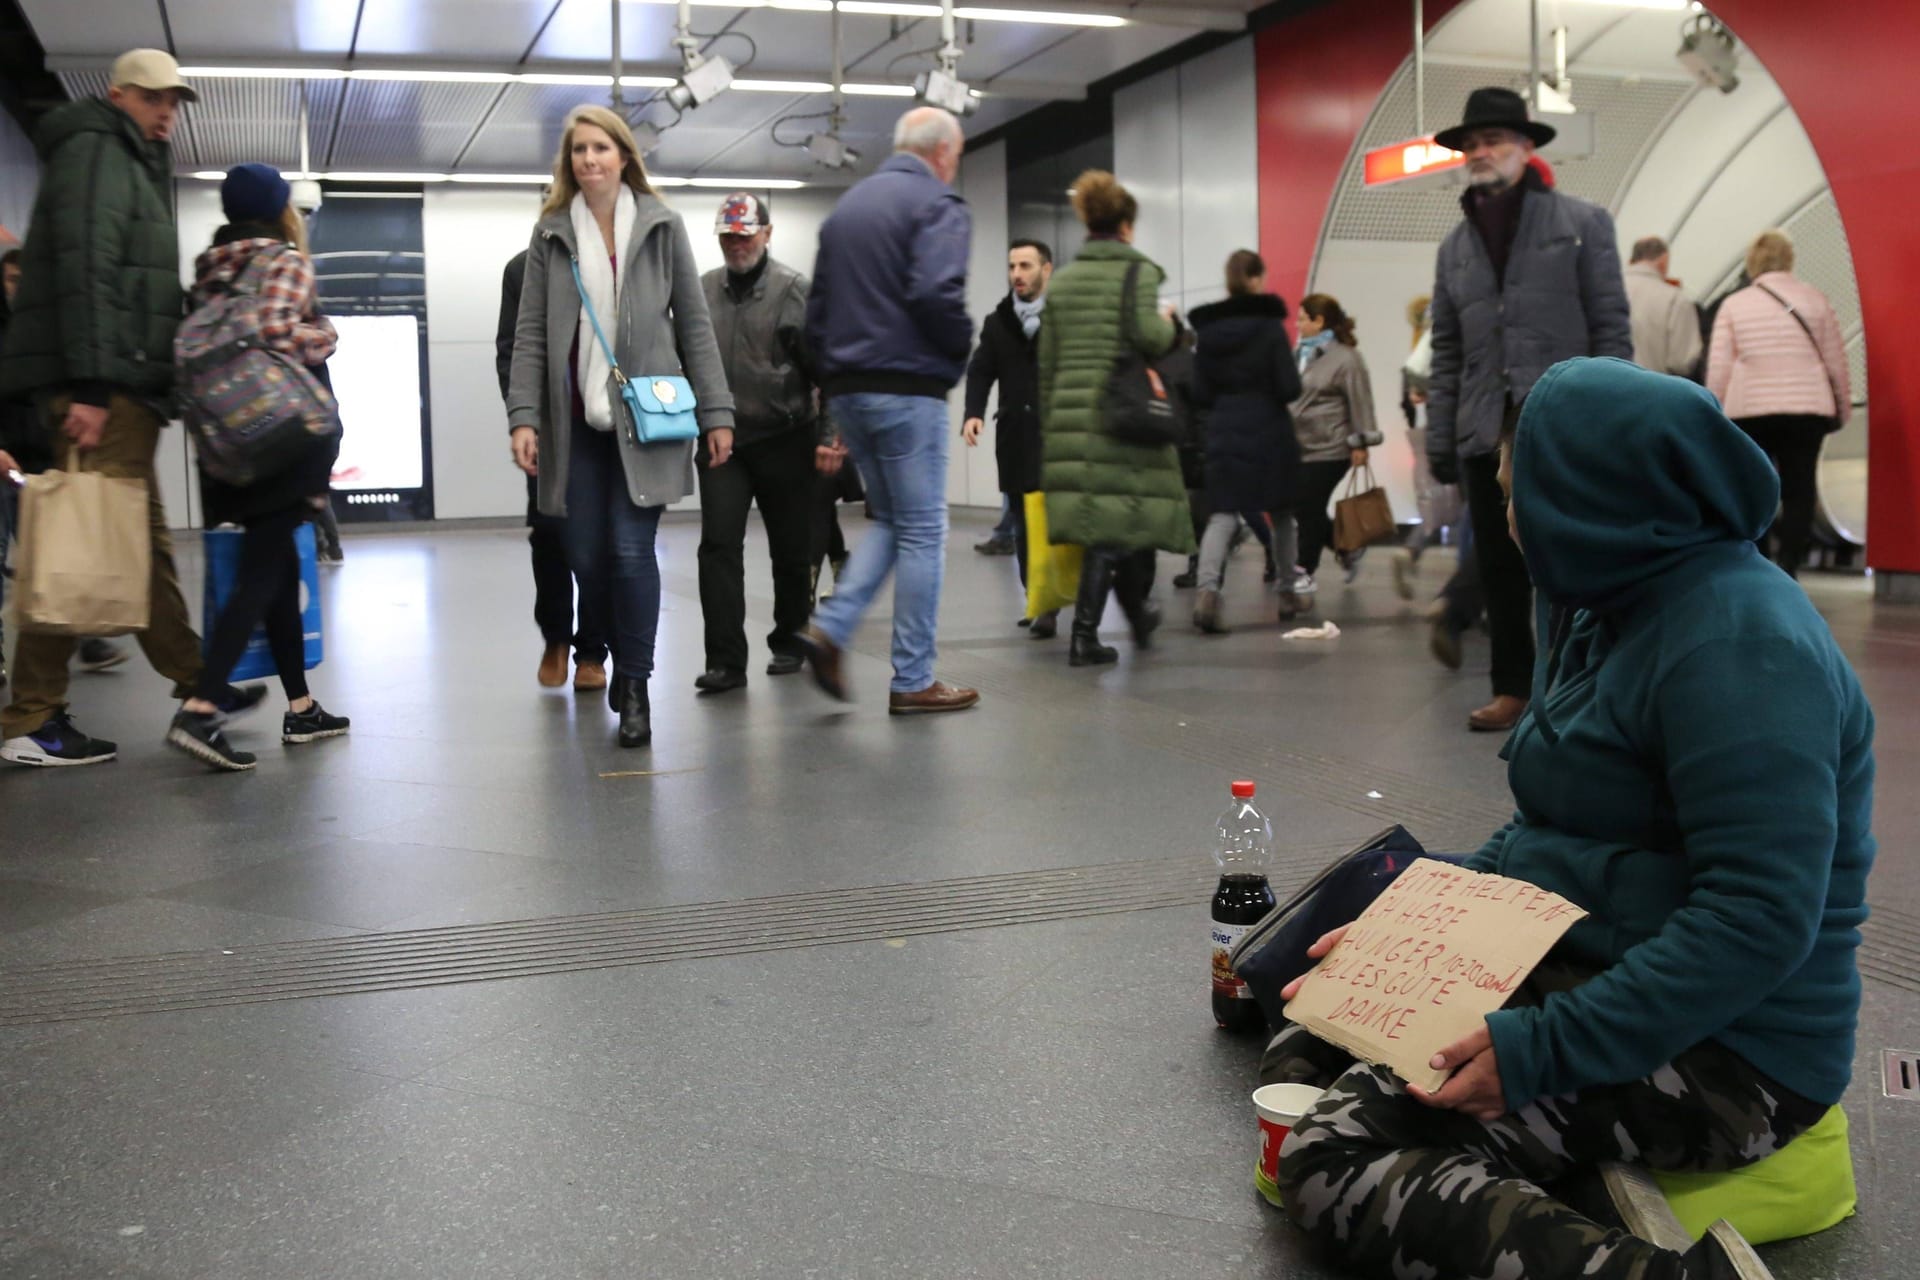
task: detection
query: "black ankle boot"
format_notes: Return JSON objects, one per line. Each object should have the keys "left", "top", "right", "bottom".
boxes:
{"left": 615, "top": 676, "right": 651, "bottom": 748}
{"left": 1069, "top": 632, "right": 1118, "bottom": 666}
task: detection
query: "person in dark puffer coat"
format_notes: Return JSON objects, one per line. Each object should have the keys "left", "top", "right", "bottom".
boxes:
{"left": 1037, "top": 170, "right": 1193, "bottom": 668}
{"left": 0, "top": 50, "right": 210, "bottom": 770}
{"left": 1186, "top": 249, "right": 1302, "bottom": 634}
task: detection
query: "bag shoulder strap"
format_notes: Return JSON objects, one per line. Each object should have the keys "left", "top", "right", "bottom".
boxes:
{"left": 568, "top": 254, "right": 625, "bottom": 383}
{"left": 1753, "top": 280, "right": 1843, "bottom": 410}
{"left": 1117, "top": 259, "right": 1142, "bottom": 351}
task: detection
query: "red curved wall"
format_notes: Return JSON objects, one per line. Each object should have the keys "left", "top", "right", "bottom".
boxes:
{"left": 1257, "top": 0, "right": 1920, "bottom": 573}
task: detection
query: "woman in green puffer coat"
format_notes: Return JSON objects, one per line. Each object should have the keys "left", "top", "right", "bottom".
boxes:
{"left": 1038, "top": 171, "right": 1195, "bottom": 668}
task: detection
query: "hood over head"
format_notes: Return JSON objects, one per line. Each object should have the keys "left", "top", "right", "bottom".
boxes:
{"left": 1513, "top": 358, "right": 1781, "bottom": 744}
{"left": 1513, "top": 357, "right": 1778, "bottom": 615}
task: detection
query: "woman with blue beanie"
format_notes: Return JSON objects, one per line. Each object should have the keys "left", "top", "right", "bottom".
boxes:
{"left": 169, "top": 163, "right": 349, "bottom": 770}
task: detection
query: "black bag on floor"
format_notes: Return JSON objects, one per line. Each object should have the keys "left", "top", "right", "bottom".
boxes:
{"left": 1228, "top": 825, "right": 1432, "bottom": 1029}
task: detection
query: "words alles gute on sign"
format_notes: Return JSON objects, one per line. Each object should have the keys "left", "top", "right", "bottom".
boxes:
{"left": 1282, "top": 858, "right": 1586, "bottom": 1093}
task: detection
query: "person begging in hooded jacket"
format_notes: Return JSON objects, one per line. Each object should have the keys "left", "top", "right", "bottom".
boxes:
{"left": 1269, "top": 357, "right": 1874, "bottom": 1280}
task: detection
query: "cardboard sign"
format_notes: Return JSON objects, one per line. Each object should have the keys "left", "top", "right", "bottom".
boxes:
{"left": 1281, "top": 858, "right": 1587, "bottom": 1093}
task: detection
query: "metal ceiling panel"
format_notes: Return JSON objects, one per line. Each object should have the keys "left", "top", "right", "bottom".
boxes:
{"left": 352, "top": 0, "right": 570, "bottom": 60}
{"left": 327, "top": 79, "right": 508, "bottom": 169}
{"left": 187, "top": 77, "right": 351, "bottom": 170}
{"left": 17, "top": 0, "right": 166, "bottom": 57}
{"left": 977, "top": 23, "right": 1181, "bottom": 86}
{"left": 530, "top": 0, "right": 697, "bottom": 63}
{"left": 1427, "top": 0, "right": 1703, "bottom": 77}
{"left": 162, "top": 1, "right": 359, "bottom": 59}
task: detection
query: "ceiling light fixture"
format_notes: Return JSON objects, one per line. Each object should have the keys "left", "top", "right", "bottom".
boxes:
{"left": 180, "top": 65, "right": 916, "bottom": 95}
{"left": 186, "top": 170, "right": 809, "bottom": 190}
{"left": 836, "top": 2, "right": 1126, "bottom": 26}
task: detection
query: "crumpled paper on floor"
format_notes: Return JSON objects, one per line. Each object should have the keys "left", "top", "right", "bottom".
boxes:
{"left": 1281, "top": 621, "right": 1341, "bottom": 640}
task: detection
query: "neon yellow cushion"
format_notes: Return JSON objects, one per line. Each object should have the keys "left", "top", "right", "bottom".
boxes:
{"left": 1651, "top": 1105, "right": 1856, "bottom": 1245}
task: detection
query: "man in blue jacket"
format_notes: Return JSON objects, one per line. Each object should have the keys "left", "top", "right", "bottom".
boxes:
{"left": 800, "top": 107, "right": 978, "bottom": 715}
{"left": 1425, "top": 87, "right": 1631, "bottom": 733}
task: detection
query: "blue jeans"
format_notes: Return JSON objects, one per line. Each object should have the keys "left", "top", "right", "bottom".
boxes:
{"left": 562, "top": 424, "right": 664, "bottom": 681}
{"left": 813, "top": 393, "right": 949, "bottom": 693}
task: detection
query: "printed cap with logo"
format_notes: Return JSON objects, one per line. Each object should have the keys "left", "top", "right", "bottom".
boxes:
{"left": 714, "top": 193, "right": 770, "bottom": 236}
{"left": 110, "top": 48, "right": 199, "bottom": 103}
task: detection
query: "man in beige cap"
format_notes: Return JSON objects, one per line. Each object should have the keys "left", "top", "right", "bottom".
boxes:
{"left": 0, "top": 49, "right": 225, "bottom": 767}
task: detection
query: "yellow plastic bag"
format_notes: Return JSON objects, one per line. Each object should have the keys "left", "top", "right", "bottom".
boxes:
{"left": 1023, "top": 491, "right": 1081, "bottom": 618}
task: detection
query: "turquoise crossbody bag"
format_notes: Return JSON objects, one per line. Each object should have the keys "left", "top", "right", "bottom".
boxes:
{"left": 568, "top": 255, "right": 699, "bottom": 445}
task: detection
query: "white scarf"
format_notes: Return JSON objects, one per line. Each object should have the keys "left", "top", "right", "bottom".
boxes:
{"left": 569, "top": 186, "right": 636, "bottom": 431}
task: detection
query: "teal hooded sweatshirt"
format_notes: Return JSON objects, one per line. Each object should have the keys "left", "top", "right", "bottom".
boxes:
{"left": 1465, "top": 357, "right": 1875, "bottom": 1115}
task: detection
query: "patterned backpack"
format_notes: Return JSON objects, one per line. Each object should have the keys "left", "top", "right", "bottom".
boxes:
{"left": 174, "top": 245, "right": 340, "bottom": 486}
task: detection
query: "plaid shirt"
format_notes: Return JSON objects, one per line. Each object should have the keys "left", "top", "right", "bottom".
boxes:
{"left": 189, "top": 238, "right": 339, "bottom": 367}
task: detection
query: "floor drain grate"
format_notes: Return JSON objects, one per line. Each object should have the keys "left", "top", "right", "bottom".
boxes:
{"left": 1882, "top": 1049, "right": 1920, "bottom": 1100}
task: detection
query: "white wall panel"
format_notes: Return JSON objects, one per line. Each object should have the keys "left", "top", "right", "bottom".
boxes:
{"left": 1667, "top": 109, "right": 1824, "bottom": 293}
{"left": 1610, "top": 67, "right": 1785, "bottom": 291}
{"left": 0, "top": 108, "right": 38, "bottom": 243}
{"left": 1113, "top": 66, "right": 1183, "bottom": 303}
{"left": 952, "top": 140, "right": 1009, "bottom": 511}
{"left": 1176, "top": 40, "right": 1260, "bottom": 313}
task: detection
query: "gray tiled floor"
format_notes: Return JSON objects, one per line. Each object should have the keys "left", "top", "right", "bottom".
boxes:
{"left": 1, "top": 513, "right": 1915, "bottom": 1278}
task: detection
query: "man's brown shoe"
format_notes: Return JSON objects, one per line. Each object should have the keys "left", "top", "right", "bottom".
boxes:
{"left": 888, "top": 682, "right": 980, "bottom": 715}
{"left": 573, "top": 661, "right": 608, "bottom": 693}
{"left": 538, "top": 643, "right": 568, "bottom": 688}
{"left": 799, "top": 626, "right": 850, "bottom": 702}
{"left": 1468, "top": 695, "right": 1528, "bottom": 733}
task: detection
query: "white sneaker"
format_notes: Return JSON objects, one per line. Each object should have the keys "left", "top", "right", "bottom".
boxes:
{"left": 1292, "top": 572, "right": 1317, "bottom": 595}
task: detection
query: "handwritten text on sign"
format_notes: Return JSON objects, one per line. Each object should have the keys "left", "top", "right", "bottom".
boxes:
{"left": 1282, "top": 858, "right": 1586, "bottom": 1092}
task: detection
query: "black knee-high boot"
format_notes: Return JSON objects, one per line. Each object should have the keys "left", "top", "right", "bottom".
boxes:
{"left": 1070, "top": 550, "right": 1119, "bottom": 667}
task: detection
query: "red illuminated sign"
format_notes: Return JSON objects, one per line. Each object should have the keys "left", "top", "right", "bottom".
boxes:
{"left": 1363, "top": 135, "right": 1466, "bottom": 186}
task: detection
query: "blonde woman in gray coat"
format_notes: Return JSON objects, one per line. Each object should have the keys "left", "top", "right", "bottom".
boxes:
{"left": 506, "top": 105, "right": 736, "bottom": 748}
{"left": 1288, "top": 293, "right": 1382, "bottom": 595}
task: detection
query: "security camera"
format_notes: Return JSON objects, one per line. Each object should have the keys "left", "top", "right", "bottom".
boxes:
{"left": 630, "top": 120, "right": 664, "bottom": 156}
{"left": 805, "top": 132, "right": 859, "bottom": 170}
{"left": 1677, "top": 14, "right": 1739, "bottom": 94}
{"left": 289, "top": 179, "right": 324, "bottom": 214}
{"left": 667, "top": 53, "right": 735, "bottom": 111}
{"left": 913, "top": 68, "right": 977, "bottom": 117}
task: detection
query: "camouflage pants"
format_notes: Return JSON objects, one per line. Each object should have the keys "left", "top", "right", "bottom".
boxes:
{"left": 1268, "top": 1006, "right": 1824, "bottom": 1279}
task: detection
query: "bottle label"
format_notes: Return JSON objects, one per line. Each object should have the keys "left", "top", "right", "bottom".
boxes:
{"left": 1211, "top": 921, "right": 1253, "bottom": 1000}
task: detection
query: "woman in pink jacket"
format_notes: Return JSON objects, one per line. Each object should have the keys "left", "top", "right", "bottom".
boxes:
{"left": 1706, "top": 228, "right": 1851, "bottom": 577}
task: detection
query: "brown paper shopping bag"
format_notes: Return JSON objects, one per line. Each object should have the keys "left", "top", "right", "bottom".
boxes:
{"left": 1332, "top": 464, "right": 1396, "bottom": 554}
{"left": 13, "top": 452, "right": 151, "bottom": 636}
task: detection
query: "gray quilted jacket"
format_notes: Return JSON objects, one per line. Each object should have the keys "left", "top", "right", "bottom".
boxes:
{"left": 1427, "top": 178, "right": 1631, "bottom": 465}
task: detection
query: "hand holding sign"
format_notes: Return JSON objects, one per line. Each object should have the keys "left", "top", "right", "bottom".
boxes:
{"left": 1281, "top": 858, "right": 1586, "bottom": 1095}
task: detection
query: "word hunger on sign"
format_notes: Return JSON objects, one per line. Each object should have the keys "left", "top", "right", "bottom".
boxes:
{"left": 1281, "top": 858, "right": 1586, "bottom": 1093}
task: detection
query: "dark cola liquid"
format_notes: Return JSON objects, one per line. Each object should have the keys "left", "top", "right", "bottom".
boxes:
{"left": 1211, "top": 872, "right": 1276, "bottom": 1033}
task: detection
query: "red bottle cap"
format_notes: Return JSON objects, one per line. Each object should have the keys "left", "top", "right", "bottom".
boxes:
{"left": 1231, "top": 780, "right": 1256, "bottom": 798}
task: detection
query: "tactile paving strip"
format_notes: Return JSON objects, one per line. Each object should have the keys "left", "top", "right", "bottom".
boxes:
{"left": 0, "top": 844, "right": 1366, "bottom": 1027}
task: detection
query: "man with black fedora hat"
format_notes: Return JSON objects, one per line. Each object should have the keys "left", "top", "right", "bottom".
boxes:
{"left": 1425, "top": 85, "right": 1630, "bottom": 733}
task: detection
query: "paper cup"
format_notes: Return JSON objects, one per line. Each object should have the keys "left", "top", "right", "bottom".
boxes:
{"left": 1252, "top": 1083, "right": 1325, "bottom": 1207}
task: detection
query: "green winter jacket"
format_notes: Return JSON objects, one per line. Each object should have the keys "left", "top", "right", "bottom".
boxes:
{"left": 0, "top": 98, "right": 182, "bottom": 403}
{"left": 1037, "top": 240, "right": 1194, "bottom": 554}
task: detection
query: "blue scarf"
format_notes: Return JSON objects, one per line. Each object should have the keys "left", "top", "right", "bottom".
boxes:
{"left": 1012, "top": 292, "right": 1045, "bottom": 339}
{"left": 1297, "top": 330, "right": 1334, "bottom": 372}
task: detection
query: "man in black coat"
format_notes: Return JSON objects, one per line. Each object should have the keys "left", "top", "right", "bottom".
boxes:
{"left": 962, "top": 238, "right": 1054, "bottom": 635}
{"left": 497, "top": 249, "right": 608, "bottom": 692}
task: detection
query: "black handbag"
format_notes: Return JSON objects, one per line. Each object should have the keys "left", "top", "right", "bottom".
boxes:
{"left": 1101, "top": 261, "right": 1184, "bottom": 447}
